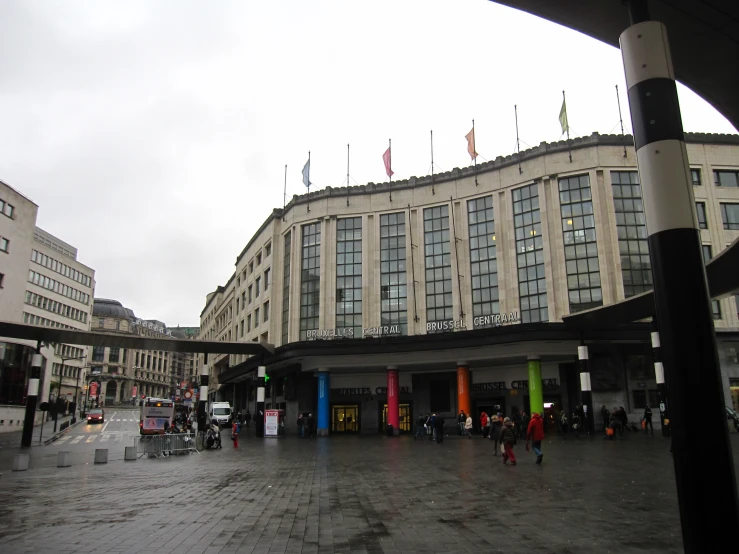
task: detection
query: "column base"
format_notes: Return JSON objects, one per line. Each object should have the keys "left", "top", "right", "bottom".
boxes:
{"left": 317, "top": 427, "right": 329, "bottom": 437}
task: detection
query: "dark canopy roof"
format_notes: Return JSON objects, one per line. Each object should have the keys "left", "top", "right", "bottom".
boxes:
{"left": 493, "top": 0, "right": 739, "bottom": 131}
{"left": 0, "top": 321, "right": 274, "bottom": 356}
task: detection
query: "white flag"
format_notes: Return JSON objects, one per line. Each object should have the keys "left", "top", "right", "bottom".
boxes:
{"left": 302, "top": 158, "right": 311, "bottom": 188}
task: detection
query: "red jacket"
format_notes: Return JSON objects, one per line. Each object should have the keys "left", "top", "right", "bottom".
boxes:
{"left": 527, "top": 413, "right": 545, "bottom": 441}
{"left": 480, "top": 413, "right": 488, "bottom": 427}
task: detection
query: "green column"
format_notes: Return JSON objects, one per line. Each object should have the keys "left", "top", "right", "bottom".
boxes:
{"left": 527, "top": 357, "right": 544, "bottom": 415}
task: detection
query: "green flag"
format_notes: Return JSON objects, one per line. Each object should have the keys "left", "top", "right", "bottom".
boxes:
{"left": 559, "top": 98, "right": 569, "bottom": 135}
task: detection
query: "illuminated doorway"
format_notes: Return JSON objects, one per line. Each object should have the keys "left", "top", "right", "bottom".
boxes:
{"left": 332, "top": 405, "right": 359, "bottom": 433}
{"left": 381, "top": 403, "right": 412, "bottom": 432}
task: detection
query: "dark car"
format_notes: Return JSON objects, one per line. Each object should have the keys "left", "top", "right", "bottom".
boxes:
{"left": 87, "top": 408, "right": 105, "bottom": 424}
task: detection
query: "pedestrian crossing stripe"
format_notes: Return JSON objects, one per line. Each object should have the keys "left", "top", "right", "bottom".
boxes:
{"left": 56, "top": 434, "right": 131, "bottom": 444}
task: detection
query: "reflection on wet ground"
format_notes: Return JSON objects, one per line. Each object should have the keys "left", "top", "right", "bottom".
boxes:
{"left": 1, "top": 431, "right": 736, "bottom": 553}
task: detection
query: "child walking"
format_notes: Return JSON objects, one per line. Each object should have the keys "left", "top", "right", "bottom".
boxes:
{"left": 499, "top": 417, "right": 517, "bottom": 465}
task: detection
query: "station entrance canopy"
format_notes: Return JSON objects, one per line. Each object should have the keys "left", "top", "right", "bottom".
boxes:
{"left": 0, "top": 320, "right": 275, "bottom": 357}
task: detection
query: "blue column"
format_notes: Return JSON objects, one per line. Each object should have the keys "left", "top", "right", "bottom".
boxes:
{"left": 317, "top": 370, "right": 329, "bottom": 436}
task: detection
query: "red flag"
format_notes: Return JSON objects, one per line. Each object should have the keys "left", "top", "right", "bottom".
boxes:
{"left": 466, "top": 128, "right": 478, "bottom": 160}
{"left": 383, "top": 147, "right": 394, "bottom": 178}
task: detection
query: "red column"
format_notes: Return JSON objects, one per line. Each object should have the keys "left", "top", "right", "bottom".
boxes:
{"left": 457, "top": 365, "right": 471, "bottom": 416}
{"left": 387, "top": 367, "right": 399, "bottom": 435}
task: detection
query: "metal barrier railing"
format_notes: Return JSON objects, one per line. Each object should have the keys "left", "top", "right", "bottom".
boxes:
{"left": 136, "top": 433, "right": 198, "bottom": 458}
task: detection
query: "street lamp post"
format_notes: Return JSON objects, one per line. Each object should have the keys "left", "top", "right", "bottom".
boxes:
{"left": 54, "top": 354, "right": 86, "bottom": 427}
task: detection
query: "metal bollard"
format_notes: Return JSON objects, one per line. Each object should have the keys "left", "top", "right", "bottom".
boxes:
{"left": 12, "top": 454, "right": 30, "bottom": 472}
{"left": 57, "top": 451, "right": 71, "bottom": 468}
{"left": 124, "top": 446, "right": 137, "bottom": 461}
{"left": 94, "top": 448, "right": 108, "bottom": 464}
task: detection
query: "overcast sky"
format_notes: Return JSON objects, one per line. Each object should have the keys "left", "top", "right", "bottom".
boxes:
{"left": 1, "top": 0, "right": 735, "bottom": 327}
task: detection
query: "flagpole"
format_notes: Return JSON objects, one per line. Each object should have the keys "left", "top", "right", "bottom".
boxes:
{"left": 430, "top": 130, "right": 435, "bottom": 196}
{"left": 472, "top": 119, "right": 478, "bottom": 186}
{"left": 616, "top": 84, "right": 628, "bottom": 158}
{"left": 283, "top": 164, "right": 287, "bottom": 221}
{"left": 388, "top": 138, "right": 392, "bottom": 202}
{"left": 515, "top": 105, "right": 523, "bottom": 175}
{"left": 307, "top": 150, "right": 311, "bottom": 213}
{"left": 563, "top": 90, "right": 572, "bottom": 163}
{"left": 347, "top": 143, "right": 350, "bottom": 207}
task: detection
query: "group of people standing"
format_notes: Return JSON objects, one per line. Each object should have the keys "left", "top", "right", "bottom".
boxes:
{"left": 602, "top": 405, "right": 654, "bottom": 438}
{"left": 416, "top": 413, "right": 446, "bottom": 443}
{"left": 297, "top": 413, "right": 316, "bottom": 438}
{"left": 415, "top": 409, "right": 544, "bottom": 465}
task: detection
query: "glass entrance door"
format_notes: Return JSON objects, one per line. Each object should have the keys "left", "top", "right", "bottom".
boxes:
{"left": 381, "top": 404, "right": 412, "bottom": 432}
{"left": 332, "top": 405, "right": 359, "bottom": 433}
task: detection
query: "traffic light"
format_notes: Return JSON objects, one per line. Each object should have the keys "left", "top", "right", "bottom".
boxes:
{"left": 264, "top": 373, "right": 270, "bottom": 383}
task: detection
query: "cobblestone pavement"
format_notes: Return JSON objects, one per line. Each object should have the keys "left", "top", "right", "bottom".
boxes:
{"left": 1, "top": 431, "right": 737, "bottom": 554}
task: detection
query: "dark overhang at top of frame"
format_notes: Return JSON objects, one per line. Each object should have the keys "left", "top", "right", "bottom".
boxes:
{"left": 491, "top": 0, "right": 739, "bottom": 131}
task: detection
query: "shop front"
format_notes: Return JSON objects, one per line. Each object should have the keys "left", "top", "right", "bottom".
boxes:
{"left": 329, "top": 373, "right": 414, "bottom": 434}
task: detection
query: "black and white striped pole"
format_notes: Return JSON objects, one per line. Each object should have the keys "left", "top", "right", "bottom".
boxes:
{"left": 578, "top": 345, "right": 594, "bottom": 436}
{"left": 197, "top": 353, "right": 209, "bottom": 433}
{"left": 256, "top": 366, "right": 265, "bottom": 438}
{"left": 21, "top": 344, "right": 43, "bottom": 447}
{"left": 651, "top": 330, "right": 670, "bottom": 438}
{"left": 621, "top": 0, "right": 739, "bottom": 547}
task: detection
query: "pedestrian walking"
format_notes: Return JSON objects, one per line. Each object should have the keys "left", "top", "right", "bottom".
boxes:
{"left": 526, "top": 411, "right": 545, "bottom": 464}
{"left": 512, "top": 409, "right": 522, "bottom": 437}
{"left": 490, "top": 414, "right": 502, "bottom": 454}
{"left": 464, "top": 414, "right": 473, "bottom": 438}
{"left": 499, "top": 417, "right": 517, "bottom": 465}
{"left": 297, "top": 413, "right": 305, "bottom": 438}
{"left": 520, "top": 411, "right": 530, "bottom": 439}
{"left": 232, "top": 420, "right": 239, "bottom": 449}
{"left": 601, "top": 405, "right": 610, "bottom": 432}
{"left": 434, "top": 413, "right": 445, "bottom": 444}
{"left": 415, "top": 413, "right": 425, "bottom": 439}
{"left": 306, "top": 413, "right": 315, "bottom": 437}
{"left": 458, "top": 411, "right": 466, "bottom": 436}
{"left": 642, "top": 405, "right": 654, "bottom": 435}
{"left": 480, "top": 411, "right": 489, "bottom": 438}
{"left": 427, "top": 413, "right": 435, "bottom": 441}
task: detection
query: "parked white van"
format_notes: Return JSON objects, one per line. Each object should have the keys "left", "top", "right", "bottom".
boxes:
{"left": 209, "top": 402, "right": 232, "bottom": 428}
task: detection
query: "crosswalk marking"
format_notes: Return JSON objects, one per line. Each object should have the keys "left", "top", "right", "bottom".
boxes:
{"left": 70, "top": 436, "right": 84, "bottom": 444}
{"left": 100, "top": 434, "right": 110, "bottom": 442}
{"left": 86, "top": 436, "right": 95, "bottom": 443}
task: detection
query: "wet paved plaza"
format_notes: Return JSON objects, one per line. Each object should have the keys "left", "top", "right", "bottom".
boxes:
{"left": 1, "top": 431, "right": 738, "bottom": 554}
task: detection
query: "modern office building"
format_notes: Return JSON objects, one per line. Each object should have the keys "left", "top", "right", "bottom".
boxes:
{"left": 198, "top": 132, "right": 739, "bottom": 435}
{"left": 0, "top": 179, "right": 96, "bottom": 432}
{"left": 88, "top": 298, "right": 199, "bottom": 407}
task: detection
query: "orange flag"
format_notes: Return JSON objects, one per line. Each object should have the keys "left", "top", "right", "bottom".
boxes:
{"left": 465, "top": 128, "right": 478, "bottom": 160}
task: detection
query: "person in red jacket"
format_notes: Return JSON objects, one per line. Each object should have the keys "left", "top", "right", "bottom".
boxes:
{"left": 480, "top": 411, "right": 489, "bottom": 438}
{"left": 232, "top": 421, "right": 239, "bottom": 449}
{"left": 526, "top": 411, "right": 545, "bottom": 464}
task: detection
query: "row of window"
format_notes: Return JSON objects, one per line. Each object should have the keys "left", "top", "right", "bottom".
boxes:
{"left": 0, "top": 198, "right": 14, "bottom": 218}
{"left": 24, "top": 291, "right": 89, "bottom": 324}
{"left": 31, "top": 250, "right": 92, "bottom": 287}
{"left": 696, "top": 201, "right": 739, "bottom": 230}
{"left": 239, "top": 301, "right": 270, "bottom": 338}
{"left": 97, "top": 317, "right": 122, "bottom": 330}
{"left": 292, "top": 170, "right": 739, "bottom": 339}
{"left": 55, "top": 344, "right": 85, "bottom": 360}
{"left": 23, "top": 312, "right": 76, "bottom": 329}
{"left": 28, "top": 270, "right": 91, "bottom": 304}
{"left": 52, "top": 363, "right": 82, "bottom": 379}
{"left": 237, "top": 267, "right": 271, "bottom": 315}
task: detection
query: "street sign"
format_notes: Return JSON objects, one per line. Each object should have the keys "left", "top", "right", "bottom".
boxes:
{"left": 184, "top": 391, "right": 193, "bottom": 400}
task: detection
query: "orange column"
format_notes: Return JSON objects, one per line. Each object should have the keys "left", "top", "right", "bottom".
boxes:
{"left": 457, "top": 365, "right": 471, "bottom": 416}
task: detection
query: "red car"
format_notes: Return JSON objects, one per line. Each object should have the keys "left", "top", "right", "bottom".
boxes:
{"left": 87, "top": 408, "right": 105, "bottom": 424}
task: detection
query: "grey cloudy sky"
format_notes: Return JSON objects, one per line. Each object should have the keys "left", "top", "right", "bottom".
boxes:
{"left": 0, "top": 0, "right": 734, "bottom": 327}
